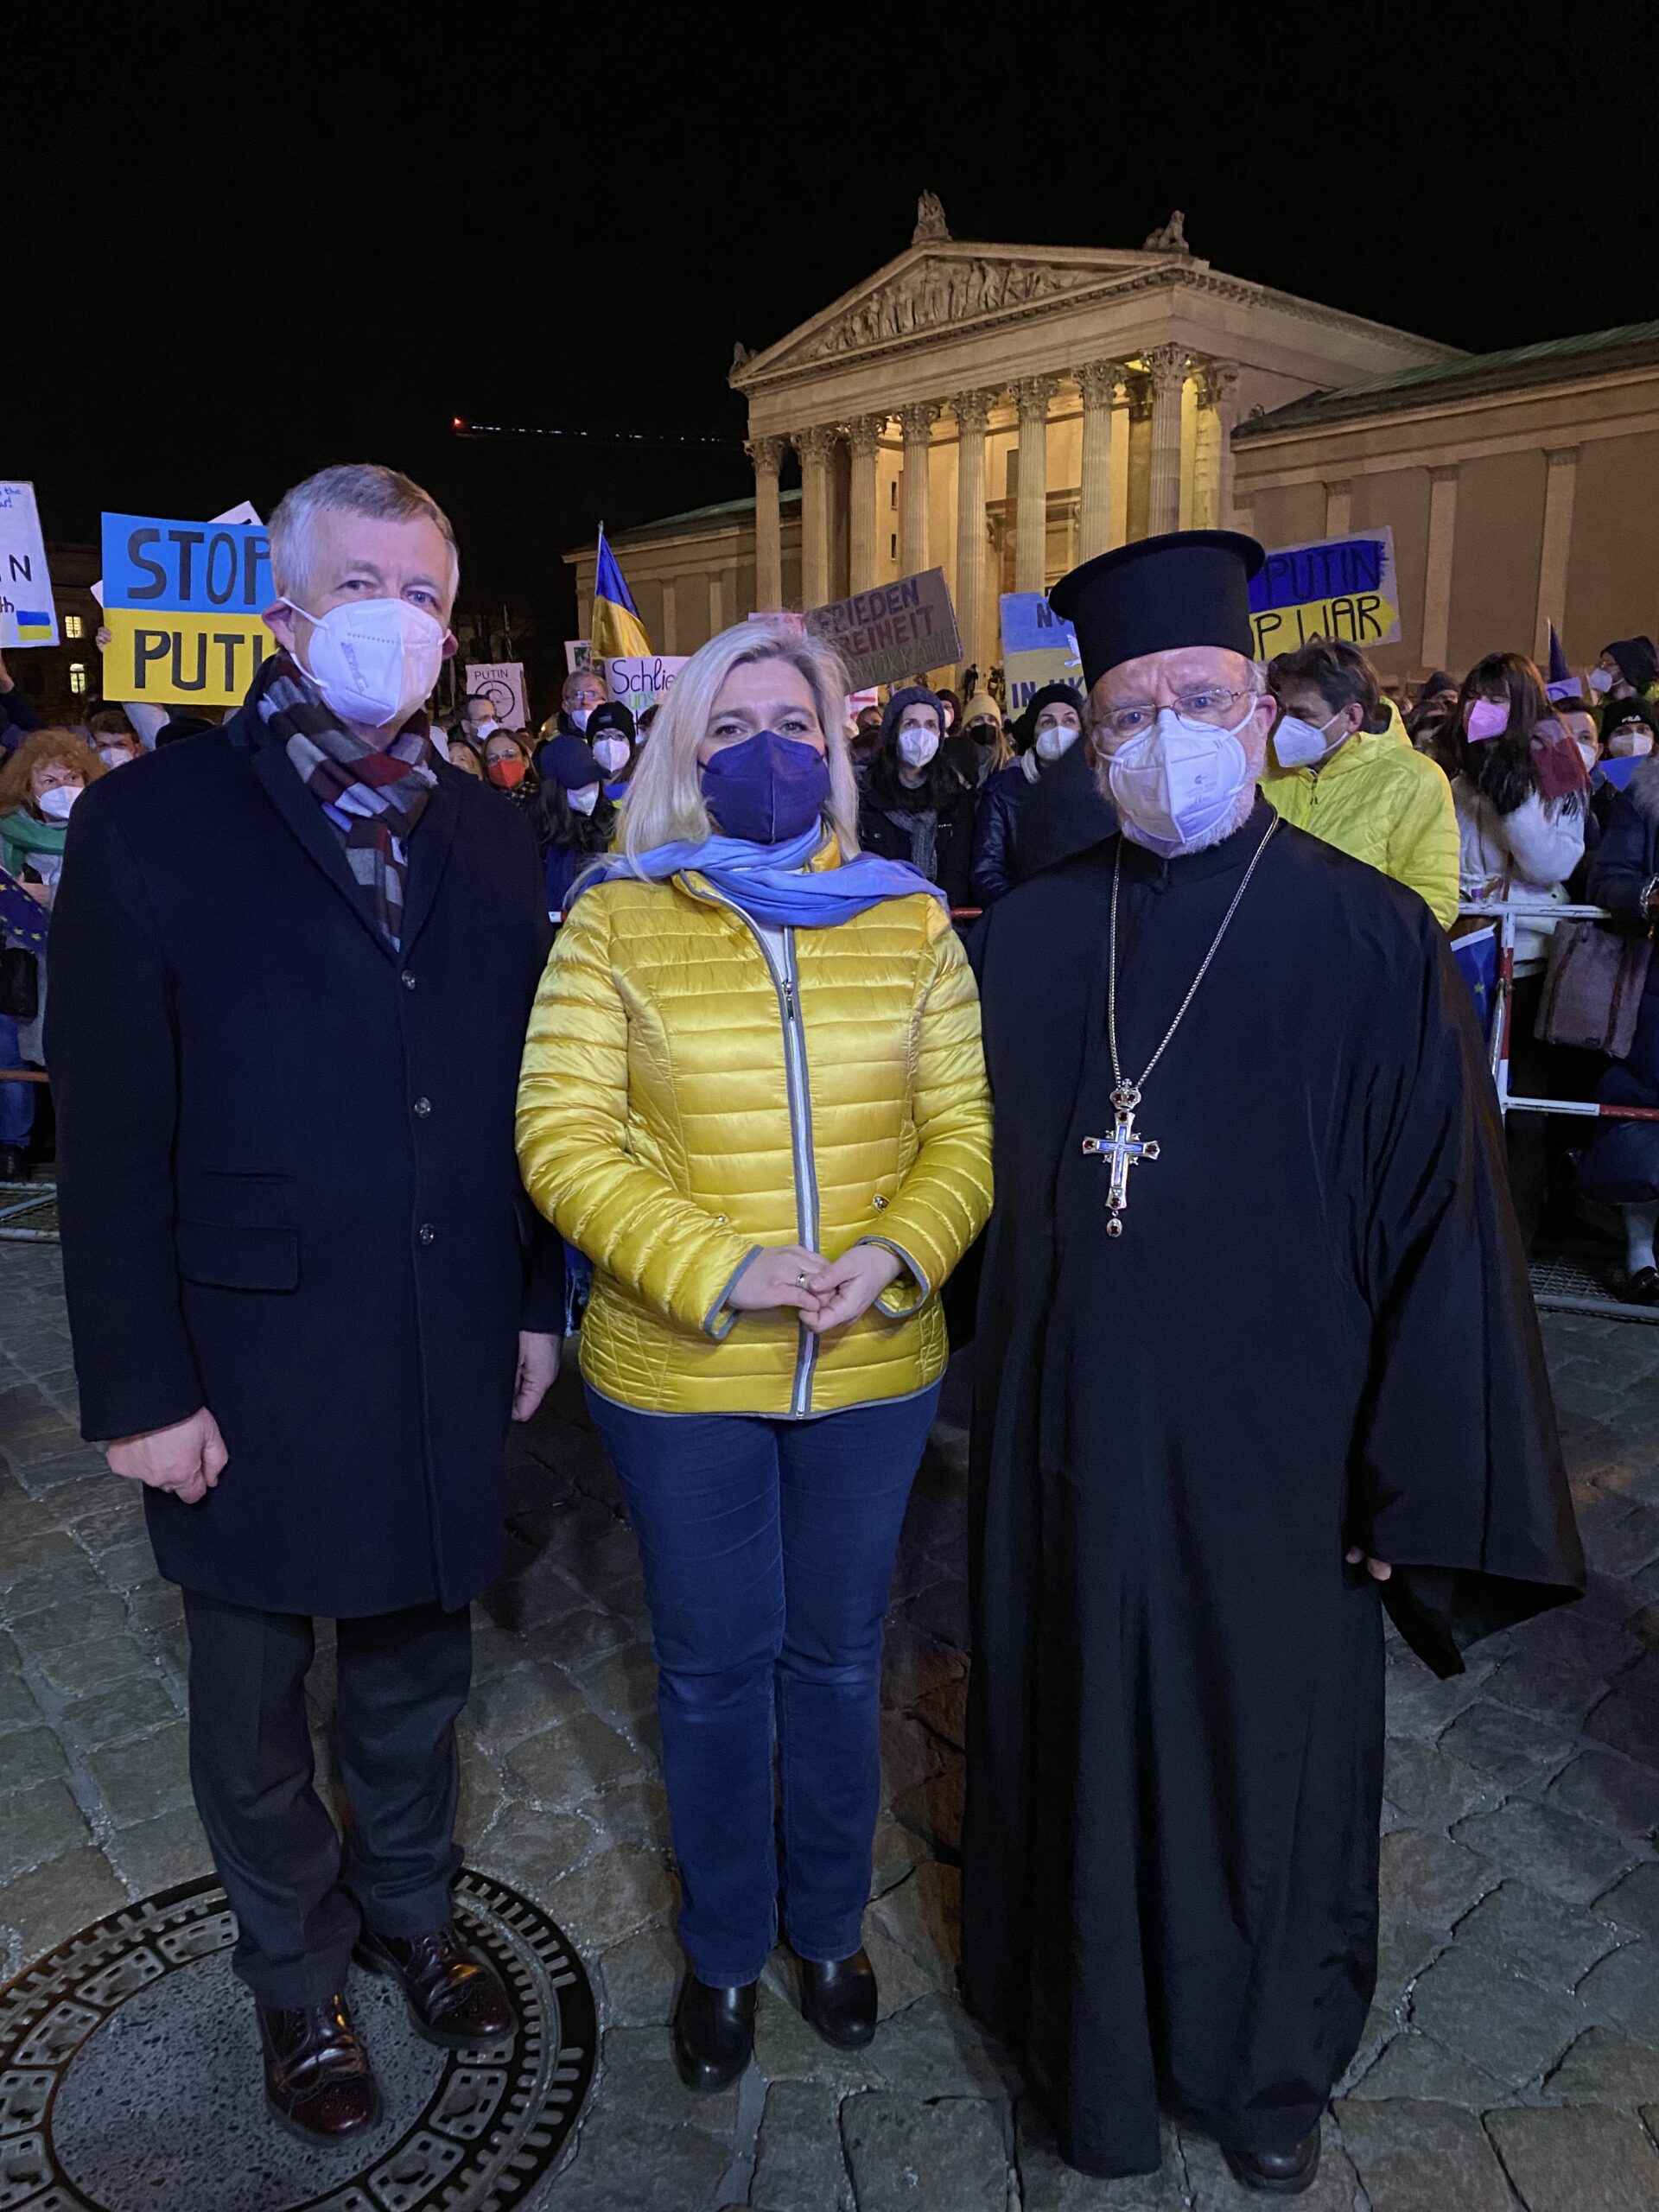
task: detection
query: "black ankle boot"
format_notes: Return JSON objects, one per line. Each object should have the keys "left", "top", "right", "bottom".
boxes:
{"left": 671, "top": 1974, "right": 756, "bottom": 2093}
{"left": 1224, "top": 2128, "right": 1321, "bottom": 2195}
{"left": 799, "top": 1948, "right": 878, "bottom": 2050}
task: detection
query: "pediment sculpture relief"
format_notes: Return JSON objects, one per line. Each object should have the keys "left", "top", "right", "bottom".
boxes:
{"left": 800, "top": 258, "right": 1109, "bottom": 360}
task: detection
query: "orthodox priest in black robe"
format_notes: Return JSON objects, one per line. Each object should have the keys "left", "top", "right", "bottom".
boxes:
{"left": 962, "top": 531, "right": 1584, "bottom": 2194}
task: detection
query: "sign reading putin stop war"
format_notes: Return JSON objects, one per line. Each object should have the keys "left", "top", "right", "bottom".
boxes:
{"left": 805, "top": 568, "right": 962, "bottom": 691}
{"left": 100, "top": 512, "right": 276, "bottom": 706}
{"left": 1247, "top": 528, "right": 1401, "bottom": 658}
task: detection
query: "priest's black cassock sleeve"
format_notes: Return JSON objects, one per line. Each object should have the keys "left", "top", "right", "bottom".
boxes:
{"left": 962, "top": 804, "right": 1582, "bottom": 2181}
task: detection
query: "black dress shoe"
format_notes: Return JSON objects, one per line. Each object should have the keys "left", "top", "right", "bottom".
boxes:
{"left": 258, "top": 1993, "right": 378, "bottom": 2144}
{"left": 799, "top": 1948, "right": 879, "bottom": 2049}
{"left": 1629, "top": 1265, "right": 1659, "bottom": 1306}
{"left": 353, "top": 1924, "right": 516, "bottom": 2049}
{"left": 671, "top": 1974, "right": 756, "bottom": 2093}
{"left": 0, "top": 1147, "right": 27, "bottom": 1183}
{"left": 1224, "top": 2129, "right": 1322, "bottom": 2195}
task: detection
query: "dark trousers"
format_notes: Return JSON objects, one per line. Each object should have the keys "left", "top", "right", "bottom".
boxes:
{"left": 587, "top": 1383, "right": 942, "bottom": 1986}
{"left": 181, "top": 1589, "right": 473, "bottom": 2009}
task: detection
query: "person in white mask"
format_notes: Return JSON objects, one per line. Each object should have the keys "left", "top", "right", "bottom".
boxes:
{"left": 45, "top": 463, "right": 566, "bottom": 2148}
{"left": 464, "top": 692, "right": 502, "bottom": 745}
{"left": 969, "top": 682, "right": 1085, "bottom": 907}
{"left": 559, "top": 665, "right": 607, "bottom": 737}
{"left": 963, "top": 529, "right": 1581, "bottom": 2198}
{"left": 855, "top": 683, "right": 977, "bottom": 906}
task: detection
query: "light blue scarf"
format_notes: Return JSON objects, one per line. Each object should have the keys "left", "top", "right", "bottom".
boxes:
{"left": 587, "top": 823, "right": 944, "bottom": 928}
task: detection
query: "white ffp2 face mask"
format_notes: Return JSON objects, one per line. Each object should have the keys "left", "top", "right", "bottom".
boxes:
{"left": 1589, "top": 667, "right": 1616, "bottom": 696}
{"left": 567, "top": 784, "right": 601, "bottom": 816}
{"left": 38, "top": 785, "right": 81, "bottom": 821}
{"left": 569, "top": 707, "right": 593, "bottom": 732}
{"left": 1034, "top": 721, "right": 1081, "bottom": 764}
{"left": 1609, "top": 728, "right": 1656, "bottom": 759}
{"left": 898, "top": 725, "right": 939, "bottom": 769}
{"left": 1107, "top": 704, "right": 1255, "bottom": 855}
{"left": 592, "top": 737, "right": 630, "bottom": 774}
{"left": 1273, "top": 705, "right": 1344, "bottom": 768}
{"left": 286, "top": 597, "right": 446, "bottom": 729}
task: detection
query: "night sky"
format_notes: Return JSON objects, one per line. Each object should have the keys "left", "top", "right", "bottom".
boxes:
{"left": 13, "top": 18, "right": 1656, "bottom": 703}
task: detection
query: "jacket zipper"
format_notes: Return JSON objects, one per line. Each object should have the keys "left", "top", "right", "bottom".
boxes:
{"left": 693, "top": 884, "right": 820, "bottom": 1417}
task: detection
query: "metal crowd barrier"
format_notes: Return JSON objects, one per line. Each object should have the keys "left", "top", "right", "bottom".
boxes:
{"left": 1461, "top": 898, "right": 1659, "bottom": 1320}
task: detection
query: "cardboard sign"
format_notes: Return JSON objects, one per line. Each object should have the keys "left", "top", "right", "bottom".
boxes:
{"left": 564, "top": 639, "right": 595, "bottom": 674}
{"left": 100, "top": 512, "right": 276, "bottom": 705}
{"left": 1249, "top": 529, "right": 1401, "bottom": 658}
{"left": 0, "top": 482, "right": 58, "bottom": 649}
{"left": 805, "top": 569, "right": 961, "bottom": 690}
{"left": 1001, "top": 591, "right": 1084, "bottom": 712}
{"left": 606, "top": 654, "right": 688, "bottom": 724}
{"left": 92, "top": 498, "right": 260, "bottom": 610}
{"left": 463, "top": 660, "right": 529, "bottom": 728}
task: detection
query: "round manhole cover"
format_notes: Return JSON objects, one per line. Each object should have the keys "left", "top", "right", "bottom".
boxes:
{"left": 0, "top": 1867, "right": 597, "bottom": 2210}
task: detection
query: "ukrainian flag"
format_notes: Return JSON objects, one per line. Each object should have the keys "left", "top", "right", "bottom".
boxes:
{"left": 590, "top": 529, "right": 651, "bottom": 662}
{"left": 15, "top": 611, "right": 53, "bottom": 641}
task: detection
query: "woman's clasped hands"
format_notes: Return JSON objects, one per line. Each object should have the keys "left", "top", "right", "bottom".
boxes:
{"left": 726, "top": 1242, "right": 905, "bottom": 1333}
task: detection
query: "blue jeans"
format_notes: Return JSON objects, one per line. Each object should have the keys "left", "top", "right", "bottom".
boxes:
{"left": 0, "top": 1014, "right": 34, "bottom": 1147}
{"left": 587, "top": 1383, "right": 942, "bottom": 1986}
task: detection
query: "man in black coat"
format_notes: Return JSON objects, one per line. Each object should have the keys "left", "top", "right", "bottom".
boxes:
{"left": 47, "top": 464, "right": 563, "bottom": 2145}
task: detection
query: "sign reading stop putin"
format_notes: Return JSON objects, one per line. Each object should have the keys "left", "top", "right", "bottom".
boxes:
{"left": 100, "top": 513, "right": 277, "bottom": 706}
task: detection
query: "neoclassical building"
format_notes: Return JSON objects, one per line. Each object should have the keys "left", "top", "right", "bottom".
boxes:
{"left": 569, "top": 201, "right": 1659, "bottom": 683}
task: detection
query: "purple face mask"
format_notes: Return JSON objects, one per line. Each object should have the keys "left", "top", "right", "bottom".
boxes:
{"left": 701, "top": 730, "right": 830, "bottom": 845}
{"left": 1466, "top": 697, "right": 1510, "bottom": 742}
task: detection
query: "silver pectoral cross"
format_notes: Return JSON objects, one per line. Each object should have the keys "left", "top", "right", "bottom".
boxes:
{"left": 1081, "top": 1083, "right": 1160, "bottom": 1238}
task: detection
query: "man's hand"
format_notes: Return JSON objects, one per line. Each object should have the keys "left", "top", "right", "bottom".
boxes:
{"left": 804, "top": 1243, "right": 904, "bottom": 1333}
{"left": 726, "top": 1245, "right": 832, "bottom": 1319}
{"left": 1345, "top": 1547, "right": 1392, "bottom": 1582}
{"left": 106, "top": 1408, "right": 227, "bottom": 1505}
{"left": 512, "top": 1331, "right": 560, "bottom": 1421}
{"left": 95, "top": 626, "right": 112, "bottom": 652}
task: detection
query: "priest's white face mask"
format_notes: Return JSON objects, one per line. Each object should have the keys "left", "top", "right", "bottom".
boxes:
{"left": 1091, "top": 647, "right": 1274, "bottom": 856}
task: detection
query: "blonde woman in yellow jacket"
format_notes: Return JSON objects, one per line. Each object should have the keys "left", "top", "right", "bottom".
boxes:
{"left": 517, "top": 623, "right": 992, "bottom": 2093}
{"left": 1262, "top": 639, "right": 1461, "bottom": 927}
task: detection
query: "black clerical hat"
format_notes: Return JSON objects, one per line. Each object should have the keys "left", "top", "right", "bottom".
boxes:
{"left": 1049, "top": 530, "right": 1266, "bottom": 691}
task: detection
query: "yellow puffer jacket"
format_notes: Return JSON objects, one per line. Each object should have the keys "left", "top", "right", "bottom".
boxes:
{"left": 516, "top": 841, "right": 993, "bottom": 1418}
{"left": 1263, "top": 702, "right": 1461, "bottom": 926}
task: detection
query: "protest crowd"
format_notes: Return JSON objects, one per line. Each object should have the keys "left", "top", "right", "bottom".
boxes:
{"left": 0, "top": 463, "right": 1602, "bottom": 2196}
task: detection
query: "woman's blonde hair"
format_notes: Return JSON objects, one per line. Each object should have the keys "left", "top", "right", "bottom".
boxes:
{"left": 618, "top": 622, "right": 861, "bottom": 865}
{"left": 0, "top": 728, "right": 108, "bottom": 817}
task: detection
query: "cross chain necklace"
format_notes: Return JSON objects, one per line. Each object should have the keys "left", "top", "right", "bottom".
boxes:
{"left": 1084, "top": 814, "right": 1280, "bottom": 1237}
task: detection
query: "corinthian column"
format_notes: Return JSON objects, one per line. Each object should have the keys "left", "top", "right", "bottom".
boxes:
{"left": 847, "top": 416, "right": 884, "bottom": 594}
{"left": 746, "top": 435, "right": 787, "bottom": 610}
{"left": 899, "top": 402, "right": 939, "bottom": 576}
{"left": 952, "top": 389, "right": 995, "bottom": 673}
{"left": 1144, "top": 344, "right": 1187, "bottom": 536}
{"left": 1196, "top": 361, "right": 1241, "bottom": 528}
{"left": 1014, "top": 375, "right": 1058, "bottom": 594}
{"left": 794, "top": 426, "right": 838, "bottom": 609}
{"left": 1077, "top": 361, "right": 1122, "bottom": 562}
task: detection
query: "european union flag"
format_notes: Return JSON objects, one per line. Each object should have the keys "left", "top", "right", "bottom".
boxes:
{"left": 0, "top": 866, "right": 48, "bottom": 950}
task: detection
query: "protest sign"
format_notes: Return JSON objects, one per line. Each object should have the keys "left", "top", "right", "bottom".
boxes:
{"left": 464, "top": 660, "right": 529, "bottom": 728}
{"left": 565, "top": 639, "right": 595, "bottom": 675}
{"left": 1248, "top": 528, "right": 1401, "bottom": 658}
{"left": 92, "top": 499, "right": 260, "bottom": 609}
{"left": 100, "top": 512, "right": 276, "bottom": 706}
{"left": 0, "top": 482, "right": 58, "bottom": 649}
{"left": 606, "top": 654, "right": 688, "bottom": 723}
{"left": 1001, "top": 591, "right": 1083, "bottom": 712}
{"left": 805, "top": 569, "right": 961, "bottom": 690}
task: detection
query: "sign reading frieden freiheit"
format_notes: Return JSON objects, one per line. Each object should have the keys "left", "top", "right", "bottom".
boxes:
{"left": 805, "top": 568, "right": 961, "bottom": 690}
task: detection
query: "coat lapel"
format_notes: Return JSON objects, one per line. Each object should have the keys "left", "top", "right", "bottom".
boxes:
{"left": 397, "top": 772, "right": 462, "bottom": 957}
{"left": 245, "top": 728, "right": 398, "bottom": 963}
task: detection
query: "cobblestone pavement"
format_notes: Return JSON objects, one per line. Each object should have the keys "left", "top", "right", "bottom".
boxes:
{"left": 3, "top": 1238, "right": 1658, "bottom": 2209}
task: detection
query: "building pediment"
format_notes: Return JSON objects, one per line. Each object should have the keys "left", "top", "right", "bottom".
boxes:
{"left": 730, "top": 242, "right": 1191, "bottom": 388}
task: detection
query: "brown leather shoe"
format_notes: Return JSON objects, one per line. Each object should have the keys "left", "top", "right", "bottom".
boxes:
{"left": 354, "top": 1924, "right": 516, "bottom": 2049}
{"left": 258, "top": 1993, "right": 378, "bottom": 2143}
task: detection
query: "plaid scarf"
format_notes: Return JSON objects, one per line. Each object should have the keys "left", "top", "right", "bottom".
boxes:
{"left": 251, "top": 650, "right": 437, "bottom": 946}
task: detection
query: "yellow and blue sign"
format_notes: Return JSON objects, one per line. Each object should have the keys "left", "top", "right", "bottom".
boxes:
{"left": 1249, "top": 528, "right": 1401, "bottom": 659}
{"left": 100, "top": 512, "right": 276, "bottom": 706}
{"left": 1001, "top": 592, "right": 1084, "bottom": 712}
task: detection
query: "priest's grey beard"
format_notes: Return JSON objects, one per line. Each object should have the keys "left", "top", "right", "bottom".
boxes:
{"left": 1112, "top": 783, "right": 1260, "bottom": 859}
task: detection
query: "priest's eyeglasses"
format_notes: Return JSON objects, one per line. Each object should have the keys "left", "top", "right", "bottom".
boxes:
{"left": 1098, "top": 686, "right": 1255, "bottom": 741}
